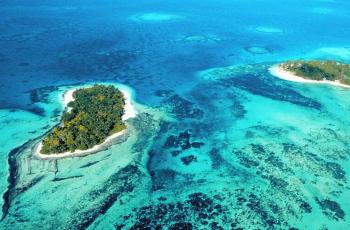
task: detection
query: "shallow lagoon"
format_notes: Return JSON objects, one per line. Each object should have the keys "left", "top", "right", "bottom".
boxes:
{"left": 1, "top": 0, "right": 350, "bottom": 229}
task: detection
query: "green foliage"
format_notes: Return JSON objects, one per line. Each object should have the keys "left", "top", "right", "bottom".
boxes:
{"left": 280, "top": 60, "right": 350, "bottom": 85}
{"left": 41, "top": 85, "right": 126, "bottom": 154}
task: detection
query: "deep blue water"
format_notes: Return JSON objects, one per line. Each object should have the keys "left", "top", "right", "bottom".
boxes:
{"left": 1, "top": 0, "right": 350, "bottom": 229}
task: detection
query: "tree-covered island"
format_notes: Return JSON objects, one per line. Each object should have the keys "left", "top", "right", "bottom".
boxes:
{"left": 279, "top": 60, "right": 350, "bottom": 85}
{"left": 40, "top": 85, "right": 126, "bottom": 154}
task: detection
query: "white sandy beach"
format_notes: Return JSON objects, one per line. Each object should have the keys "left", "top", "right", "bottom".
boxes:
{"left": 34, "top": 86, "right": 137, "bottom": 160}
{"left": 62, "top": 89, "right": 75, "bottom": 112}
{"left": 269, "top": 65, "right": 350, "bottom": 89}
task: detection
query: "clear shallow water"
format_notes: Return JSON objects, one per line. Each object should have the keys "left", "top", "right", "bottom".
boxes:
{"left": 1, "top": 0, "right": 350, "bottom": 229}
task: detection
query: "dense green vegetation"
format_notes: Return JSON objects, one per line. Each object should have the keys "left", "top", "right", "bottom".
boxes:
{"left": 280, "top": 60, "right": 350, "bottom": 85}
{"left": 41, "top": 85, "right": 126, "bottom": 154}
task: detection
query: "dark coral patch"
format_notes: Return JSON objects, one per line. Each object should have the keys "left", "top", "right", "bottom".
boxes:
{"left": 169, "top": 222, "right": 193, "bottom": 230}
{"left": 316, "top": 198, "right": 345, "bottom": 221}
{"left": 164, "top": 130, "right": 191, "bottom": 150}
{"left": 164, "top": 130, "right": 204, "bottom": 151}
{"left": 27, "top": 106, "right": 45, "bottom": 117}
{"left": 191, "top": 142, "right": 204, "bottom": 148}
{"left": 221, "top": 73, "right": 321, "bottom": 109}
{"left": 208, "top": 148, "right": 227, "bottom": 169}
{"left": 150, "top": 169, "right": 177, "bottom": 191}
{"left": 157, "top": 91, "right": 204, "bottom": 120}
{"left": 181, "top": 155, "right": 197, "bottom": 165}
{"left": 26, "top": 86, "right": 58, "bottom": 104}
{"left": 299, "top": 200, "right": 312, "bottom": 213}
{"left": 325, "top": 162, "right": 346, "bottom": 180}
{"left": 54, "top": 39, "right": 136, "bottom": 76}
{"left": 125, "top": 192, "right": 233, "bottom": 228}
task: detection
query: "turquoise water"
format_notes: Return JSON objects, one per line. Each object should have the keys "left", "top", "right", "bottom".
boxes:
{"left": 1, "top": 0, "right": 350, "bottom": 229}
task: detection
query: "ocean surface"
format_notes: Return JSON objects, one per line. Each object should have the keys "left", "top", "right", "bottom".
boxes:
{"left": 1, "top": 0, "right": 350, "bottom": 229}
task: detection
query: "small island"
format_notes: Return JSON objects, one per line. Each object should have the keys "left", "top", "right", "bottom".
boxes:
{"left": 270, "top": 60, "right": 350, "bottom": 88}
{"left": 36, "top": 85, "right": 135, "bottom": 158}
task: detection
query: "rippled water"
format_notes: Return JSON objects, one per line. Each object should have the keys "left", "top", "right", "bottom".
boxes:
{"left": 1, "top": 0, "right": 350, "bottom": 229}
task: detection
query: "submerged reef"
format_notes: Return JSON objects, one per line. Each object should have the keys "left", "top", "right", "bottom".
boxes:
{"left": 0, "top": 86, "right": 163, "bottom": 229}
{"left": 254, "top": 26, "right": 283, "bottom": 34}
{"left": 133, "top": 123, "right": 349, "bottom": 229}
{"left": 244, "top": 46, "right": 273, "bottom": 55}
{"left": 164, "top": 130, "right": 204, "bottom": 151}
{"left": 3, "top": 1, "right": 350, "bottom": 229}
{"left": 199, "top": 64, "right": 322, "bottom": 109}
{"left": 130, "top": 13, "right": 184, "bottom": 23}
{"left": 2, "top": 63, "right": 350, "bottom": 229}
{"left": 155, "top": 90, "right": 204, "bottom": 120}
{"left": 53, "top": 39, "right": 136, "bottom": 77}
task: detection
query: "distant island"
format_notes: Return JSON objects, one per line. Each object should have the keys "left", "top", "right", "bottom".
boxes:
{"left": 36, "top": 84, "right": 136, "bottom": 158}
{"left": 270, "top": 60, "right": 350, "bottom": 88}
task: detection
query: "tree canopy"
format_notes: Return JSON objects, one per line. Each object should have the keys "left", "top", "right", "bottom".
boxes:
{"left": 280, "top": 60, "right": 350, "bottom": 85}
{"left": 41, "top": 85, "right": 126, "bottom": 154}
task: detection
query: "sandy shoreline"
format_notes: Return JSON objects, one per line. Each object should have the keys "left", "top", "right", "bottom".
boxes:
{"left": 34, "top": 86, "right": 137, "bottom": 160}
{"left": 62, "top": 89, "right": 75, "bottom": 112}
{"left": 269, "top": 65, "right": 350, "bottom": 89}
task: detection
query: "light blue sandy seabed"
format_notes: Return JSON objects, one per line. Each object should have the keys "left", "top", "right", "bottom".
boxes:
{"left": 1, "top": 0, "right": 350, "bottom": 229}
